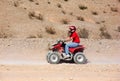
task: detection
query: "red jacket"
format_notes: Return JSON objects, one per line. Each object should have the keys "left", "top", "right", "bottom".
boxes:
{"left": 70, "top": 32, "right": 80, "bottom": 43}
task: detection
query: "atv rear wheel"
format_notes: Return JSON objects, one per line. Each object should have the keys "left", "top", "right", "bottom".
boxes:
{"left": 73, "top": 52, "right": 86, "bottom": 64}
{"left": 47, "top": 52, "right": 60, "bottom": 64}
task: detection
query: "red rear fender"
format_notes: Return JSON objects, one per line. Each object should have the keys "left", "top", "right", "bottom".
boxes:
{"left": 69, "top": 45, "right": 85, "bottom": 53}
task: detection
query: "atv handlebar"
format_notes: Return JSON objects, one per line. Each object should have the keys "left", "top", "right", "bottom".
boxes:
{"left": 57, "top": 40, "right": 64, "bottom": 44}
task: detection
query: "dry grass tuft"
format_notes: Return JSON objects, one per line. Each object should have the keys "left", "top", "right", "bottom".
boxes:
{"left": 14, "top": 1, "right": 19, "bottom": 7}
{"left": 92, "top": 11, "right": 98, "bottom": 15}
{"left": 28, "top": 11, "right": 35, "bottom": 19}
{"left": 117, "top": 26, "right": 120, "bottom": 32}
{"left": 64, "top": 0, "right": 69, "bottom": 2}
{"left": 79, "top": 5, "right": 88, "bottom": 10}
{"left": 37, "top": 33, "right": 43, "bottom": 38}
{"left": 61, "top": 10, "right": 66, "bottom": 14}
{"left": 78, "top": 28, "right": 89, "bottom": 38}
{"left": 36, "top": 14, "right": 43, "bottom": 20}
{"left": 45, "top": 27, "right": 56, "bottom": 34}
{"left": 0, "top": 29, "right": 13, "bottom": 38}
{"left": 69, "top": 12, "right": 73, "bottom": 15}
{"left": 29, "top": 0, "right": 34, "bottom": 2}
{"left": 100, "top": 27, "right": 106, "bottom": 32}
{"left": 101, "top": 20, "right": 105, "bottom": 23}
{"left": 96, "top": 22, "right": 101, "bottom": 24}
{"left": 77, "top": 16, "right": 84, "bottom": 21}
{"left": 111, "top": 7, "right": 118, "bottom": 12}
{"left": 99, "top": 27, "right": 112, "bottom": 39}
{"left": 57, "top": 3, "right": 62, "bottom": 8}
{"left": 28, "top": 11, "right": 43, "bottom": 21}
{"left": 103, "top": 11, "right": 107, "bottom": 13}
{"left": 27, "top": 35, "right": 36, "bottom": 38}
{"left": 35, "top": 2, "right": 39, "bottom": 5}
{"left": 48, "top": 1, "right": 51, "bottom": 4}
{"left": 61, "top": 19, "right": 69, "bottom": 24}
{"left": 96, "top": 21, "right": 105, "bottom": 24}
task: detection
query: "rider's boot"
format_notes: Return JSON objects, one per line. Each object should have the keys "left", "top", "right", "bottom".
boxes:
{"left": 62, "top": 53, "right": 70, "bottom": 58}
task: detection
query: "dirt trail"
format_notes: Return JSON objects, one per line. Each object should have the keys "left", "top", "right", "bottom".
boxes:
{"left": 0, "top": 39, "right": 120, "bottom": 81}
{"left": 0, "top": 64, "right": 120, "bottom": 81}
{"left": 0, "top": 38, "right": 120, "bottom": 65}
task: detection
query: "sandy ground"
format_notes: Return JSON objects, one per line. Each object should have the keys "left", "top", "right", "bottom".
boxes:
{"left": 0, "top": 64, "right": 120, "bottom": 81}
{"left": 0, "top": 38, "right": 120, "bottom": 81}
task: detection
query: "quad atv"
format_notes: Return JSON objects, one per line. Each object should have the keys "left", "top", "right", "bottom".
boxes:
{"left": 46, "top": 40, "right": 87, "bottom": 64}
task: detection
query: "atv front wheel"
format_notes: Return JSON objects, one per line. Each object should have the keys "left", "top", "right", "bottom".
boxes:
{"left": 47, "top": 52, "right": 60, "bottom": 64}
{"left": 46, "top": 51, "right": 52, "bottom": 63}
{"left": 73, "top": 52, "right": 86, "bottom": 64}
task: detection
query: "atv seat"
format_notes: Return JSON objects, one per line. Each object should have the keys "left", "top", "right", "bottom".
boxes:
{"left": 69, "top": 45, "right": 85, "bottom": 53}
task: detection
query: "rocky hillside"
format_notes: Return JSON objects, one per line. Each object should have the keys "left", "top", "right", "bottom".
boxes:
{"left": 0, "top": 0, "right": 120, "bottom": 39}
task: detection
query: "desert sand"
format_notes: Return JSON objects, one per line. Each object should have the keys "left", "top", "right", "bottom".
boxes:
{"left": 0, "top": 38, "right": 120, "bottom": 81}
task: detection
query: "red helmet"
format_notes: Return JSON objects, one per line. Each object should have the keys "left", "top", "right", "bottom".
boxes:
{"left": 69, "top": 26, "right": 76, "bottom": 31}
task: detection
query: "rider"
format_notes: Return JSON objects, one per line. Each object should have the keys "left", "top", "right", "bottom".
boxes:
{"left": 63, "top": 26, "right": 80, "bottom": 58}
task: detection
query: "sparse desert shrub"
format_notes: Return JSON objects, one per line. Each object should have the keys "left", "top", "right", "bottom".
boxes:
{"left": 29, "top": 0, "right": 34, "bottom": 2}
{"left": 111, "top": 7, "right": 118, "bottom": 12}
{"left": 99, "top": 27, "right": 106, "bottom": 32}
{"left": 57, "top": 3, "right": 62, "bottom": 8}
{"left": 96, "top": 21, "right": 105, "bottom": 24}
{"left": 48, "top": 1, "right": 51, "bottom": 4}
{"left": 28, "top": 11, "right": 43, "bottom": 21}
{"left": 24, "top": 7, "right": 27, "bottom": 10}
{"left": 27, "top": 35, "right": 36, "bottom": 38}
{"left": 100, "top": 31, "right": 111, "bottom": 39}
{"left": 61, "top": 19, "right": 69, "bottom": 24}
{"left": 92, "top": 11, "right": 98, "bottom": 15}
{"left": 37, "top": 33, "right": 43, "bottom": 38}
{"left": 35, "top": 2, "right": 39, "bottom": 5}
{"left": 45, "top": 27, "right": 56, "bottom": 34}
{"left": 101, "top": 20, "right": 105, "bottom": 23}
{"left": 0, "top": 30, "right": 13, "bottom": 38}
{"left": 96, "top": 22, "right": 101, "bottom": 24}
{"left": 99, "top": 27, "right": 112, "bottom": 39}
{"left": 61, "top": 10, "right": 66, "bottom": 14}
{"left": 103, "top": 11, "right": 107, "bottom": 13}
{"left": 108, "top": 4, "right": 110, "bottom": 6}
{"left": 69, "top": 12, "right": 73, "bottom": 15}
{"left": 36, "top": 14, "right": 43, "bottom": 20}
{"left": 28, "top": 11, "right": 35, "bottom": 19}
{"left": 79, "top": 5, "right": 88, "bottom": 10}
{"left": 14, "top": 1, "right": 19, "bottom": 7}
{"left": 64, "top": 0, "right": 69, "bottom": 2}
{"left": 0, "top": 33, "right": 7, "bottom": 38}
{"left": 78, "top": 28, "right": 89, "bottom": 38}
{"left": 77, "top": 16, "right": 84, "bottom": 21}
{"left": 117, "top": 26, "right": 120, "bottom": 32}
